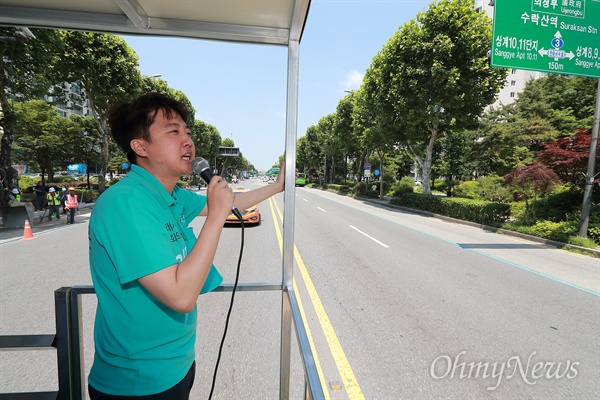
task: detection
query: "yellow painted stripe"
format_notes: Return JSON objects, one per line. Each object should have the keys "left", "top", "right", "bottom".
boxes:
{"left": 268, "top": 197, "right": 331, "bottom": 400}
{"left": 270, "top": 197, "right": 365, "bottom": 400}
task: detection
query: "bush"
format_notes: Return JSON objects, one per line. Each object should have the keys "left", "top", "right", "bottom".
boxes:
{"left": 327, "top": 184, "right": 351, "bottom": 194}
{"left": 477, "top": 175, "right": 512, "bottom": 202}
{"left": 531, "top": 186, "right": 583, "bottom": 221}
{"left": 567, "top": 235, "right": 599, "bottom": 249}
{"left": 390, "top": 193, "right": 510, "bottom": 225}
{"left": 588, "top": 224, "right": 600, "bottom": 244}
{"left": 508, "top": 202, "right": 527, "bottom": 221}
{"left": 527, "top": 220, "right": 577, "bottom": 242}
{"left": 353, "top": 184, "right": 380, "bottom": 198}
{"left": 391, "top": 177, "right": 415, "bottom": 197}
{"left": 430, "top": 179, "right": 447, "bottom": 193}
{"left": 17, "top": 175, "right": 38, "bottom": 191}
{"left": 453, "top": 180, "right": 481, "bottom": 199}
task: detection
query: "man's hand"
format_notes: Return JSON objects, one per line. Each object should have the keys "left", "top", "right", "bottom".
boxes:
{"left": 206, "top": 175, "right": 235, "bottom": 221}
{"left": 275, "top": 162, "right": 285, "bottom": 192}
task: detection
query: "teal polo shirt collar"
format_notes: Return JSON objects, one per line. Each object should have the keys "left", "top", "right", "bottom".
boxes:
{"left": 128, "top": 164, "right": 178, "bottom": 210}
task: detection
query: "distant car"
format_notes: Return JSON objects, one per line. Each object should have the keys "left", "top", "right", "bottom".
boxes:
{"left": 225, "top": 188, "right": 261, "bottom": 225}
{"left": 295, "top": 173, "right": 307, "bottom": 187}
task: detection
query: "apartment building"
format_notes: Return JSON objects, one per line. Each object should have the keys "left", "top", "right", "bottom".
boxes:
{"left": 45, "top": 82, "right": 94, "bottom": 118}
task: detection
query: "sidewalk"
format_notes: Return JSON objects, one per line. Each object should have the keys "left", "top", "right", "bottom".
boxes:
{"left": 0, "top": 203, "right": 94, "bottom": 244}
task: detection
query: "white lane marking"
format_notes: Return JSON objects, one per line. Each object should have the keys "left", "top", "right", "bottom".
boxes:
{"left": 317, "top": 207, "right": 327, "bottom": 212}
{"left": 349, "top": 225, "right": 389, "bottom": 248}
{"left": 303, "top": 198, "right": 308, "bottom": 202}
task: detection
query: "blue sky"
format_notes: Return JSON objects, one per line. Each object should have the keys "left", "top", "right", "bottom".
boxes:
{"left": 123, "top": 0, "right": 431, "bottom": 170}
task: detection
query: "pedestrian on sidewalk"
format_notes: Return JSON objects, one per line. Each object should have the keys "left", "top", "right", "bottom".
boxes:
{"left": 60, "top": 185, "right": 69, "bottom": 214}
{"left": 33, "top": 181, "right": 46, "bottom": 211}
{"left": 65, "top": 187, "right": 79, "bottom": 224}
{"left": 46, "top": 187, "right": 61, "bottom": 221}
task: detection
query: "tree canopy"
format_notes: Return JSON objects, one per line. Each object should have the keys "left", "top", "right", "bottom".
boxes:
{"left": 358, "top": 0, "right": 507, "bottom": 194}
{"left": 49, "top": 30, "right": 142, "bottom": 191}
{"left": 0, "top": 28, "right": 63, "bottom": 203}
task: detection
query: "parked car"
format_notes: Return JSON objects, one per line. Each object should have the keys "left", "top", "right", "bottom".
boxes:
{"left": 224, "top": 188, "right": 261, "bottom": 226}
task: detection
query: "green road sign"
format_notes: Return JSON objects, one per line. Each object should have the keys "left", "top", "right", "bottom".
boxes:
{"left": 491, "top": 0, "right": 600, "bottom": 78}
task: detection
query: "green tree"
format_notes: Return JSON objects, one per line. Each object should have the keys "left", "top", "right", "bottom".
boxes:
{"left": 299, "top": 125, "right": 324, "bottom": 179}
{"left": 333, "top": 92, "right": 361, "bottom": 183}
{"left": 364, "top": 0, "right": 506, "bottom": 194}
{"left": 141, "top": 76, "right": 196, "bottom": 122}
{"left": 469, "top": 105, "right": 532, "bottom": 177}
{"left": 50, "top": 31, "right": 142, "bottom": 191}
{"left": 12, "top": 100, "right": 83, "bottom": 182}
{"left": 0, "top": 28, "right": 62, "bottom": 203}
{"left": 433, "top": 129, "right": 472, "bottom": 196}
{"left": 316, "top": 114, "right": 339, "bottom": 183}
{"left": 192, "top": 120, "right": 222, "bottom": 163}
{"left": 68, "top": 113, "right": 102, "bottom": 188}
{"left": 512, "top": 80, "right": 562, "bottom": 152}
{"left": 530, "top": 75, "right": 596, "bottom": 128}
{"left": 296, "top": 135, "right": 314, "bottom": 175}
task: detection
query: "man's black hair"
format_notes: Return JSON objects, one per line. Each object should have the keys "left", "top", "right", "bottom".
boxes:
{"left": 108, "top": 93, "right": 189, "bottom": 165}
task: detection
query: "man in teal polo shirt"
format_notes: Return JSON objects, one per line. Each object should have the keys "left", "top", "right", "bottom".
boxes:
{"left": 88, "top": 93, "right": 284, "bottom": 399}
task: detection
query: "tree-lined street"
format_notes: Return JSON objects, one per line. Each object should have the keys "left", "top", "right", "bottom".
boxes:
{"left": 1, "top": 182, "right": 598, "bottom": 399}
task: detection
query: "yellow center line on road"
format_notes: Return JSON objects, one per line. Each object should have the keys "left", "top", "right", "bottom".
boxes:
{"left": 269, "top": 197, "right": 365, "bottom": 400}
{"left": 268, "top": 197, "right": 330, "bottom": 400}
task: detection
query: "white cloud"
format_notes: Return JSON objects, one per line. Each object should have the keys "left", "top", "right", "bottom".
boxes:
{"left": 341, "top": 70, "right": 363, "bottom": 90}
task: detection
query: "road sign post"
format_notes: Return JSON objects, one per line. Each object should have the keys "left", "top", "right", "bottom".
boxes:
{"left": 491, "top": 0, "right": 600, "bottom": 78}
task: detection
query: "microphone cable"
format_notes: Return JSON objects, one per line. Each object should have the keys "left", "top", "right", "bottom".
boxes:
{"left": 208, "top": 216, "right": 244, "bottom": 399}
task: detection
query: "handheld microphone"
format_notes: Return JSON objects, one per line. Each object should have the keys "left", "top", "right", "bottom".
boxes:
{"left": 192, "top": 157, "right": 243, "bottom": 221}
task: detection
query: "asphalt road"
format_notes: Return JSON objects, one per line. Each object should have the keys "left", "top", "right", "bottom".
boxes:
{"left": 1, "top": 182, "right": 598, "bottom": 399}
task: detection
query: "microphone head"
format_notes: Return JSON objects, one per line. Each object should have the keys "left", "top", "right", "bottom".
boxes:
{"left": 192, "top": 157, "right": 214, "bottom": 183}
{"left": 192, "top": 157, "right": 210, "bottom": 174}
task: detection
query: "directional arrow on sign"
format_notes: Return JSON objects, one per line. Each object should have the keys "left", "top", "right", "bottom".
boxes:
{"left": 538, "top": 48, "right": 575, "bottom": 60}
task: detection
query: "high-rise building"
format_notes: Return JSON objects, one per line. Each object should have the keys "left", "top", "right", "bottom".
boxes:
{"left": 45, "top": 82, "right": 94, "bottom": 118}
{"left": 475, "top": 0, "right": 544, "bottom": 109}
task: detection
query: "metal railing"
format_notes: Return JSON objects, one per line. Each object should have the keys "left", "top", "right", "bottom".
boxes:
{"left": 0, "top": 283, "right": 324, "bottom": 400}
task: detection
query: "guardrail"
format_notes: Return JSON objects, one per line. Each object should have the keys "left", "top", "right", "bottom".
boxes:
{"left": 0, "top": 284, "right": 325, "bottom": 399}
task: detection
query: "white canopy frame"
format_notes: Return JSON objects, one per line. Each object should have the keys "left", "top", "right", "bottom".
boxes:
{"left": 0, "top": 0, "right": 319, "bottom": 398}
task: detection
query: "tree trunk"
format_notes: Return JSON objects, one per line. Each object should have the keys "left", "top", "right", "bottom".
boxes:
{"left": 95, "top": 119, "right": 107, "bottom": 192}
{"left": 357, "top": 153, "right": 366, "bottom": 183}
{"left": 0, "top": 97, "right": 19, "bottom": 206}
{"left": 421, "top": 127, "right": 439, "bottom": 195}
{"left": 330, "top": 154, "right": 335, "bottom": 184}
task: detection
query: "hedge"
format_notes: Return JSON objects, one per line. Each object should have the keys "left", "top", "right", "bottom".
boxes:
{"left": 390, "top": 193, "right": 511, "bottom": 225}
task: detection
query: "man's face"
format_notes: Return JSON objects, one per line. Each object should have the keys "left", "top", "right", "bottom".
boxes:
{"left": 134, "top": 109, "right": 195, "bottom": 180}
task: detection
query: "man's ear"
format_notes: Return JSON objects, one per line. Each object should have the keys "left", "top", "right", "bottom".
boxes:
{"left": 130, "top": 139, "right": 147, "bottom": 157}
